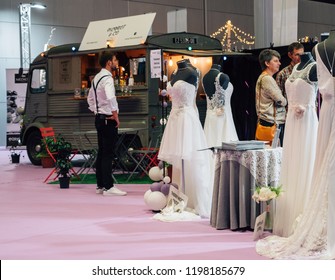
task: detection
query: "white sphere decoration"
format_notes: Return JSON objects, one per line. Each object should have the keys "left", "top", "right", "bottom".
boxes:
{"left": 144, "top": 189, "right": 152, "bottom": 203}
{"left": 145, "top": 191, "right": 167, "bottom": 211}
{"left": 16, "top": 106, "right": 25, "bottom": 114}
{"left": 163, "top": 176, "right": 171, "bottom": 184}
{"left": 160, "top": 89, "right": 167, "bottom": 96}
{"left": 160, "top": 118, "right": 167, "bottom": 125}
{"left": 148, "top": 166, "right": 163, "bottom": 181}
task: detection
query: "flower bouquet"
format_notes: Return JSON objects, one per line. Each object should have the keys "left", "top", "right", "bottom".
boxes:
{"left": 252, "top": 185, "right": 283, "bottom": 230}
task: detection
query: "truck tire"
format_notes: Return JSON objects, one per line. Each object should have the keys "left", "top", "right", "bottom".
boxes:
{"left": 26, "top": 130, "right": 42, "bottom": 166}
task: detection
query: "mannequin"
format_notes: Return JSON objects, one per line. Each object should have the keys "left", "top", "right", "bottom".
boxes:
{"left": 158, "top": 59, "right": 212, "bottom": 218}
{"left": 202, "top": 64, "right": 230, "bottom": 98}
{"left": 315, "top": 29, "right": 335, "bottom": 76}
{"left": 296, "top": 52, "right": 317, "bottom": 81}
{"left": 171, "top": 59, "right": 198, "bottom": 87}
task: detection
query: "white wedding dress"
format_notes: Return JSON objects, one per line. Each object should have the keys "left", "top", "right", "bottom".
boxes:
{"left": 158, "top": 80, "right": 212, "bottom": 218}
{"left": 272, "top": 62, "right": 318, "bottom": 237}
{"left": 256, "top": 44, "right": 335, "bottom": 259}
{"left": 203, "top": 74, "right": 239, "bottom": 147}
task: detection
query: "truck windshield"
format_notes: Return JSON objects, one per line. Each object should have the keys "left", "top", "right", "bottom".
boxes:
{"left": 31, "top": 68, "right": 46, "bottom": 93}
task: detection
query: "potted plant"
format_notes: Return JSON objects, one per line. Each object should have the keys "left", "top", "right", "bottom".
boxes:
{"left": 36, "top": 137, "right": 56, "bottom": 168}
{"left": 54, "top": 137, "right": 73, "bottom": 188}
{"left": 10, "top": 144, "right": 21, "bottom": 164}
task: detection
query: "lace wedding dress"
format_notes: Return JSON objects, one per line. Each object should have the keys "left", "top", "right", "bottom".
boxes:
{"left": 272, "top": 62, "right": 318, "bottom": 237}
{"left": 158, "top": 80, "right": 212, "bottom": 218}
{"left": 256, "top": 44, "right": 335, "bottom": 259}
{"left": 203, "top": 74, "right": 239, "bottom": 146}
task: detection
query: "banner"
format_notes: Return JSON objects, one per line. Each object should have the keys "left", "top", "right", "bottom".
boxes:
{"left": 6, "top": 69, "right": 28, "bottom": 147}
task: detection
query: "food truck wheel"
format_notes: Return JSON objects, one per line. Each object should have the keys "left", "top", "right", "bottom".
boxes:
{"left": 26, "top": 130, "right": 42, "bottom": 166}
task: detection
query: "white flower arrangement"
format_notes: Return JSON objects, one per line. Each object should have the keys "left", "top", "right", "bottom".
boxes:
{"left": 294, "top": 105, "right": 306, "bottom": 119}
{"left": 252, "top": 185, "right": 283, "bottom": 204}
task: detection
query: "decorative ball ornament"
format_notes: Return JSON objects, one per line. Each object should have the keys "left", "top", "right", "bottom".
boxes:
{"left": 148, "top": 166, "right": 163, "bottom": 181}
{"left": 35, "top": 144, "right": 41, "bottom": 152}
{"left": 160, "top": 183, "right": 171, "bottom": 196}
{"left": 162, "top": 101, "right": 168, "bottom": 108}
{"left": 160, "top": 89, "right": 167, "bottom": 96}
{"left": 163, "top": 176, "right": 171, "bottom": 184}
{"left": 144, "top": 189, "right": 152, "bottom": 203}
{"left": 158, "top": 161, "right": 164, "bottom": 169}
{"left": 16, "top": 106, "right": 25, "bottom": 114}
{"left": 160, "top": 118, "right": 167, "bottom": 125}
{"left": 150, "top": 182, "right": 162, "bottom": 192}
{"left": 145, "top": 191, "right": 167, "bottom": 211}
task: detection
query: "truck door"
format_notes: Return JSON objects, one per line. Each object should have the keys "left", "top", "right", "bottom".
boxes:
{"left": 25, "top": 66, "right": 48, "bottom": 123}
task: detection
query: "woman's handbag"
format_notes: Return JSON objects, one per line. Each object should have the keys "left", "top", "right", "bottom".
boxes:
{"left": 255, "top": 121, "right": 276, "bottom": 141}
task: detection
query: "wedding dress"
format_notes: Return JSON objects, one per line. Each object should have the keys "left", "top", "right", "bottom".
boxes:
{"left": 158, "top": 80, "right": 212, "bottom": 218}
{"left": 204, "top": 74, "right": 239, "bottom": 147}
{"left": 256, "top": 44, "right": 335, "bottom": 259}
{"left": 272, "top": 62, "right": 318, "bottom": 237}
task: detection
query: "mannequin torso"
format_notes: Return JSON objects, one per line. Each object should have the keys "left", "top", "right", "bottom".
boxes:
{"left": 296, "top": 52, "right": 317, "bottom": 82}
{"left": 316, "top": 29, "right": 335, "bottom": 77}
{"left": 171, "top": 60, "right": 198, "bottom": 87}
{"left": 202, "top": 64, "right": 230, "bottom": 98}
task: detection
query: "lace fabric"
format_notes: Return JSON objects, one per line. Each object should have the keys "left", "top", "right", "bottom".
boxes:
{"left": 218, "top": 148, "right": 282, "bottom": 187}
{"left": 256, "top": 43, "right": 335, "bottom": 260}
{"left": 206, "top": 73, "right": 226, "bottom": 111}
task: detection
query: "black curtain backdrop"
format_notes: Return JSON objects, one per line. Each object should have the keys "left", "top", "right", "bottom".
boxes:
{"left": 220, "top": 42, "right": 316, "bottom": 141}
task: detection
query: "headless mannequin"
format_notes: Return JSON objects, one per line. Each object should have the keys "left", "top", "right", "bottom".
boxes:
{"left": 202, "top": 64, "right": 230, "bottom": 98}
{"left": 315, "top": 29, "right": 335, "bottom": 77}
{"left": 171, "top": 60, "right": 198, "bottom": 87}
{"left": 296, "top": 52, "right": 317, "bottom": 82}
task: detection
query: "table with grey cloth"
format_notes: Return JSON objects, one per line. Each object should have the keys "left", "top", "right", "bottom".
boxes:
{"left": 210, "top": 147, "right": 282, "bottom": 230}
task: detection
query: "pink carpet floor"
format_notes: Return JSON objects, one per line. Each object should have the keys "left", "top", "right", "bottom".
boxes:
{"left": 0, "top": 148, "right": 266, "bottom": 260}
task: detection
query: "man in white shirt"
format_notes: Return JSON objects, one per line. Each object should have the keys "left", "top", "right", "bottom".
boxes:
{"left": 87, "top": 51, "right": 126, "bottom": 196}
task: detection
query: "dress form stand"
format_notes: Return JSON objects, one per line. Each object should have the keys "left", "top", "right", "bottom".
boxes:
{"left": 171, "top": 60, "right": 198, "bottom": 196}
{"left": 316, "top": 29, "right": 335, "bottom": 76}
{"left": 202, "top": 64, "right": 230, "bottom": 97}
{"left": 297, "top": 52, "right": 317, "bottom": 82}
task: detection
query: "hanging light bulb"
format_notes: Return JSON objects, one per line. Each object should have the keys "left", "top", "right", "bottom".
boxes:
{"left": 168, "top": 57, "right": 173, "bottom": 67}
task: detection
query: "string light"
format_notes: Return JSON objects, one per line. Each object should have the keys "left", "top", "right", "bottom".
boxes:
{"left": 210, "top": 20, "right": 255, "bottom": 52}
{"left": 168, "top": 57, "right": 173, "bottom": 66}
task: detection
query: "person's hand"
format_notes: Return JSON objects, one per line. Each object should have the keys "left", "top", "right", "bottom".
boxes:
{"left": 106, "top": 115, "right": 120, "bottom": 127}
{"left": 114, "top": 118, "right": 120, "bottom": 128}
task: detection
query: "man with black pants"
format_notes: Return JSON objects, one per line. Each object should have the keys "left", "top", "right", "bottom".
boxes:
{"left": 87, "top": 51, "right": 127, "bottom": 196}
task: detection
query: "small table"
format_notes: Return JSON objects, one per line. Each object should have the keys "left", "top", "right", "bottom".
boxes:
{"left": 210, "top": 147, "right": 282, "bottom": 230}
{"left": 72, "top": 128, "right": 147, "bottom": 181}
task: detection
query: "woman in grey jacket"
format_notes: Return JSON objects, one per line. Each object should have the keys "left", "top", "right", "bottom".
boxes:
{"left": 256, "top": 49, "right": 287, "bottom": 145}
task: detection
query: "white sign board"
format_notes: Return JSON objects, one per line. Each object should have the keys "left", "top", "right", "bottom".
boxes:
{"left": 150, "top": 49, "right": 162, "bottom": 78}
{"left": 253, "top": 211, "right": 266, "bottom": 241}
{"left": 79, "top": 13, "right": 156, "bottom": 51}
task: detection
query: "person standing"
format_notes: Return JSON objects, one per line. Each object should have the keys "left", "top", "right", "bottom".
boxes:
{"left": 275, "top": 42, "right": 304, "bottom": 99}
{"left": 255, "top": 49, "right": 287, "bottom": 145}
{"left": 87, "top": 51, "right": 127, "bottom": 196}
